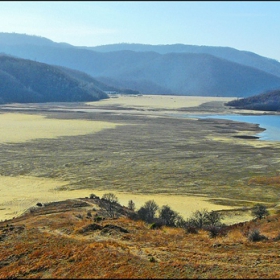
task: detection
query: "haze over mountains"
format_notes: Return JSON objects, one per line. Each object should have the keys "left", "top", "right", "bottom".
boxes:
{"left": 226, "top": 89, "right": 280, "bottom": 112}
{"left": 1, "top": 32, "right": 280, "bottom": 100}
{"left": 0, "top": 55, "right": 110, "bottom": 103}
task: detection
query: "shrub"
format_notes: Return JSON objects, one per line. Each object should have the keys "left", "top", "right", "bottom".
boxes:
{"left": 251, "top": 204, "right": 269, "bottom": 220}
{"left": 273, "top": 233, "right": 280, "bottom": 241}
{"left": 128, "top": 200, "right": 135, "bottom": 211}
{"left": 206, "top": 225, "right": 227, "bottom": 238}
{"left": 149, "top": 219, "right": 165, "bottom": 229}
{"left": 94, "top": 216, "right": 104, "bottom": 222}
{"left": 248, "top": 229, "right": 268, "bottom": 242}
{"left": 206, "top": 211, "right": 223, "bottom": 226}
{"left": 174, "top": 215, "right": 186, "bottom": 228}
{"left": 184, "top": 224, "right": 199, "bottom": 234}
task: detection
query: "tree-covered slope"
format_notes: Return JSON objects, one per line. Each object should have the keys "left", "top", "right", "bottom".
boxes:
{"left": 89, "top": 43, "right": 280, "bottom": 78}
{"left": 89, "top": 52, "right": 280, "bottom": 97}
{"left": 0, "top": 55, "right": 109, "bottom": 104}
{"left": 1, "top": 33, "right": 280, "bottom": 97}
{"left": 226, "top": 89, "right": 280, "bottom": 111}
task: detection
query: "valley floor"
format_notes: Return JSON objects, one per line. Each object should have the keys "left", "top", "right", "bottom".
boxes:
{"left": 0, "top": 95, "right": 279, "bottom": 224}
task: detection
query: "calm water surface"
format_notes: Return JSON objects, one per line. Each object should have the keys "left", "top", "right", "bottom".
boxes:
{"left": 172, "top": 114, "right": 280, "bottom": 142}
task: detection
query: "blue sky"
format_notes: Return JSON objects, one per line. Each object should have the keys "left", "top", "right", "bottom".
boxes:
{"left": 0, "top": 1, "right": 279, "bottom": 61}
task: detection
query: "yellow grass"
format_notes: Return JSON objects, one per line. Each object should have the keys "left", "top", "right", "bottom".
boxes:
{"left": 0, "top": 96, "right": 272, "bottom": 224}
{"left": 0, "top": 175, "right": 72, "bottom": 220}
{"left": 0, "top": 112, "right": 121, "bottom": 221}
{"left": 86, "top": 94, "right": 235, "bottom": 110}
{"left": 0, "top": 113, "right": 119, "bottom": 144}
{"left": 0, "top": 175, "right": 236, "bottom": 222}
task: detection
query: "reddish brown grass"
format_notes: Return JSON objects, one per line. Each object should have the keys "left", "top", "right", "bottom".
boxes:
{"left": 1, "top": 199, "right": 280, "bottom": 279}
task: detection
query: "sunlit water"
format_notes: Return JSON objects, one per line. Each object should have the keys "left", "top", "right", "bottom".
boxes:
{"left": 172, "top": 114, "right": 280, "bottom": 141}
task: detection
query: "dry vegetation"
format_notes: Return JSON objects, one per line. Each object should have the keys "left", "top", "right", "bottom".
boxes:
{"left": 0, "top": 95, "right": 280, "bottom": 278}
{"left": 0, "top": 96, "right": 279, "bottom": 221}
{"left": 1, "top": 198, "right": 280, "bottom": 279}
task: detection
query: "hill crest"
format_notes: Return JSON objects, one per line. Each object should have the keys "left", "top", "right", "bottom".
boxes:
{"left": 1, "top": 196, "right": 280, "bottom": 278}
{"left": 1, "top": 33, "right": 280, "bottom": 97}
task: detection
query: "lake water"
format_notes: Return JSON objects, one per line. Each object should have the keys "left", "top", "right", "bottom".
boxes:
{"left": 172, "top": 114, "right": 280, "bottom": 142}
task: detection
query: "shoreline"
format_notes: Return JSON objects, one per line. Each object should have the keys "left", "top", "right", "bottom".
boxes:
{"left": 0, "top": 95, "right": 279, "bottom": 224}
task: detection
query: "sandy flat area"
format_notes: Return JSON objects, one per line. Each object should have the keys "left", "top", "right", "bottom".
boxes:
{"left": 0, "top": 96, "right": 266, "bottom": 224}
{"left": 0, "top": 112, "right": 122, "bottom": 220}
{"left": 0, "top": 113, "right": 119, "bottom": 144}
{"left": 87, "top": 95, "right": 235, "bottom": 110}
{"left": 0, "top": 175, "right": 245, "bottom": 224}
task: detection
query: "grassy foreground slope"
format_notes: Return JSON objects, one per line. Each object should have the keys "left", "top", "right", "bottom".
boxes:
{"left": 0, "top": 197, "right": 280, "bottom": 279}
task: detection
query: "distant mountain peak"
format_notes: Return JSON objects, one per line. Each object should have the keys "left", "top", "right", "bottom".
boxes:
{"left": 1, "top": 32, "right": 280, "bottom": 98}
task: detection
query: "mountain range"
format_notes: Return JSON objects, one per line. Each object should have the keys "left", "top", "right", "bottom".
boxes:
{"left": 1, "top": 33, "right": 280, "bottom": 99}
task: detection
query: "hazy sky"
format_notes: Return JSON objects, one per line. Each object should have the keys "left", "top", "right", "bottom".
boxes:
{"left": 0, "top": 1, "right": 279, "bottom": 61}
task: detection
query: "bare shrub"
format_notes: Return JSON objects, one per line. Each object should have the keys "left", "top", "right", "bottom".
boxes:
{"left": 206, "top": 225, "right": 227, "bottom": 238}
{"left": 187, "top": 209, "right": 223, "bottom": 230}
{"left": 251, "top": 204, "right": 269, "bottom": 220}
{"left": 100, "top": 193, "right": 119, "bottom": 218}
{"left": 184, "top": 224, "right": 199, "bottom": 234}
{"left": 149, "top": 219, "right": 165, "bottom": 229}
{"left": 248, "top": 229, "right": 268, "bottom": 242}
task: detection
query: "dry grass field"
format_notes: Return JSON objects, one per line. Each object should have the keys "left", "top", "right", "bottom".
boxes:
{"left": 0, "top": 197, "right": 280, "bottom": 279}
{"left": 0, "top": 95, "right": 279, "bottom": 224}
{"left": 1, "top": 95, "right": 280, "bottom": 278}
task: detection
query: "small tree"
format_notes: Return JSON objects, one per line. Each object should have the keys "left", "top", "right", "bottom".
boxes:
{"left": 137, "top": 200, "right": 158, "bottom": 223}
{"left": 187, "top": 209, "right": 223, "bottom": 229}
{"left": 144, "top": 200, "right": 158, "bottom": 222}
{"left": 206, "top": 210, "right": 223, "bottom": 226}
{"left": 128, "top": 199, "right": 135, "bottom": 211}
{"left": 137, "top": 206, "right": 149, "bottom": 222}
{"left": 159, "top": 205, "right": 179, "bottom": 227}
{"left": 251, "top": 204, "right": 269, "bottom": 220}
{"left": 101, "top": 193, "right": 119, "bottom": 218}
{"left": 187, "top": 209, "right": 209, "bottom": 229}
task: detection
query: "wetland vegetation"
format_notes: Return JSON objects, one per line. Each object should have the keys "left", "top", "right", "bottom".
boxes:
{"left": 0, "top": 95, "right": 279, "bottom": 223}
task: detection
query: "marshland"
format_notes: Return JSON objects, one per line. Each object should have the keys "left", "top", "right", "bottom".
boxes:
{"left": 1, "top": 95, "right": 279, "bottom": 224}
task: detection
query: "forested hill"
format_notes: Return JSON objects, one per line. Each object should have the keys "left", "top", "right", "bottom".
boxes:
{"left": 226, "top": 89, "right": 280, "bottom": 111}
{"left": 0, "top": 55, "right": 109, "bottom": 104}
{"left": 2, "top": 33, "right": 280, "bottom": 97}
{"left": 88, "top": 43, "right": 280, "bottom": 78}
